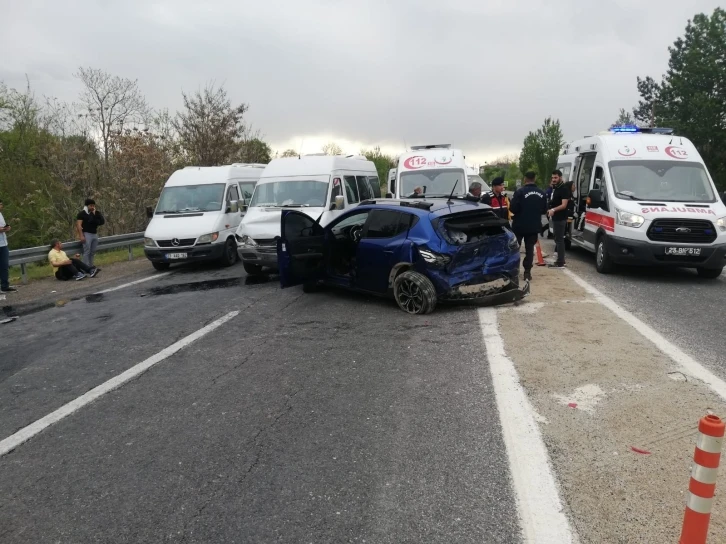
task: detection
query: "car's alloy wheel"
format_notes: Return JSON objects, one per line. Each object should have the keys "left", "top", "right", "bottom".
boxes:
{"left": 393, "top": 270, "right": 437, "bottom": 315}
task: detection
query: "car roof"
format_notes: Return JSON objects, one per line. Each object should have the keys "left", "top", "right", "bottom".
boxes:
{"left": 356, "top": 198, "right": 488, "bottom": 218}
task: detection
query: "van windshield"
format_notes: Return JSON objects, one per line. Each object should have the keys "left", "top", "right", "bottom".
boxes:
{"left": 609, "top": 161, "right": 716, "bottom": 203}
{"left": 156, "top": 183, "right": 226, "bottom": 213}
{"left": 400, "top": 168, "right": 466, "bottom": 197}
{"left": 250, "top": 180, "right": 329, "bottom": 207}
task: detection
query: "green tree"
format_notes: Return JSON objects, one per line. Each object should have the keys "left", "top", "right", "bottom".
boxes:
{"left": 280, "top": 149, "right": 298, "bottom": 158}
{"left": 633, "top": 8, "right": 726, "bottom": 188}
{"left": 237, "top": 137, "right": 272, "bottom": 164}
{"left": 361, "top": 146, "right": 396, "bottom": 191}
{"left": 519, "top": 118, "right": 564, "bottom": 186}
{"left": 173, "top": 83, "right": 248, "bottom": 166}
{"left": 612, "top": 108, "right": 635, "bottom": 127}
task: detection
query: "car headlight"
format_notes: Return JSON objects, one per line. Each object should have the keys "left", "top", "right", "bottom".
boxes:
{"left": 236, "top": 234, "right": 258, "bottom": 247}
{"left": 717, "top": 217, "right": 726, "bottom": 232}
{"left": 418, "top": 248, "right": 451, "bottom": 267}
{"left": 615, "top": 209, "right": 645, "bottom": 228}
{"left": 197, "top": 232, "right": 219, "bottom": 244}
{"left": 508, "top": 236, "right": 519, "bottom": 251}
{"left": 144, "top": 237, "right": 156, "bottom": 247}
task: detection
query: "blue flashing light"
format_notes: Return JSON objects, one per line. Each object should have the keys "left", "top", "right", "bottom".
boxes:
{"left": 611, "top": 125, "right": 640, "bottom": 133}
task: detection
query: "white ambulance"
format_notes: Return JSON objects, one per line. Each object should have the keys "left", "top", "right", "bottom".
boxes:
{"left": 559, "top": 125, "right": 726, "bottom": 278}
{"left": 388, "top": 144, "right": 469, "bottom": 199}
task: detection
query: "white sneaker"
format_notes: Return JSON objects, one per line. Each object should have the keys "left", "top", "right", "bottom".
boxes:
{"left": 75, "top": 273, "right": 87, "bottom": 281}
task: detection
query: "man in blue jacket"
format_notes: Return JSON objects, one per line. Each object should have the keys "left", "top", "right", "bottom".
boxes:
{"left": 510, "top": 171, "right": 546, "bottom": 281}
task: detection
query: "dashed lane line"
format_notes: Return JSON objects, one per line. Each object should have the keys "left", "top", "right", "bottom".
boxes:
{"left": 0, "top": 310, "right": 239, "bottom": 457}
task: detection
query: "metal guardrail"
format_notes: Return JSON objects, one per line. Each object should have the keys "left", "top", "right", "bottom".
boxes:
{"left": 8, "top": 232, "right": 144, "bottom": 283}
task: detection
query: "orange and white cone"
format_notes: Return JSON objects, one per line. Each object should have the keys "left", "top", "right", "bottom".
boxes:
{"left": 680, "top": 414, "right": 725, "bottom": 544}
{"left": 535, "top": 240, "right": 546, "bottom": 266}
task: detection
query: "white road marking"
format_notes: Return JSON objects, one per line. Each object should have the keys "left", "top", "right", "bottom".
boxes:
{"left": 478, "top": 308, "right": 576, "bottom": 543}
{"left": 0, "top": 310, "right": 239, "bottom": 457}
{"left": 564, "top": 268, "right": 726, "bottom": 401}
{"left": 96, "top": 272, "right": 171, "bottom": 294}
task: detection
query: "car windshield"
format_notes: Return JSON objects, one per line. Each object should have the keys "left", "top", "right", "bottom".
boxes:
{"left": 250, "top": 180, "right": 329, "bottom": 207}
{"left": 609, "top": 161, "right": 716, "bottom": 202}
{"left": 400, "top": 168, "right": 466, "bottom": 197}
{"left": 156, "top": 184, "right": 226, "bottom": 213}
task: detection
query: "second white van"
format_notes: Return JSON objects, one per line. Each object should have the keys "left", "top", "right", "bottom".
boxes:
{"left": 236, "top": 155, "right": 381, "bottom": 275}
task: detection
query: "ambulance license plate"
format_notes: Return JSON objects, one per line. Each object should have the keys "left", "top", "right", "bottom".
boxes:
{"left": 166, "top": 253, "right": 187, "bottom": 260}
{"left": 665, "top": 247, "right": 701, "bottom": 256}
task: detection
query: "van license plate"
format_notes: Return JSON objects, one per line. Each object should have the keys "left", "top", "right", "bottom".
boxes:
{"left": 665, "top": 247, "right": 701, "bottom": 256}
{"left": 166, "top": 253, "right": 187, "bottom": 260}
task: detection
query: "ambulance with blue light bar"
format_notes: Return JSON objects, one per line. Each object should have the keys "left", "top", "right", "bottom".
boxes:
{"left": 388, "top": 144, "right": 469, "bottom": 199}
{"left": 558, "top": 125, "right": 726, "bottom": 278}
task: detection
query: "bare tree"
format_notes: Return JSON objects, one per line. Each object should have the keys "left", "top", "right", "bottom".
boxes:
{"left": 172, "top": 83, "right": 248, "bottom": 166}
{"left": 75, "top": 67, "right": 149, "bottom": 168}
{"left": 322, "top": 142, "right": 343, "bottom": 155}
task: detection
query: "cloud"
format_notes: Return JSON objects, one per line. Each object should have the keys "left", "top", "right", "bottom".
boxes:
{"left": 1, "top": 0, "right": 722, "bottom": 164}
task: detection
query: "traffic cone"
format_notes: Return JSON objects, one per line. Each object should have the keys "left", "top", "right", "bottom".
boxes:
{"left": 679, "top": 414, "right": 725, "bottom": 544}
{"left": 535, "top": 240, "right": 546, "bottom": 266}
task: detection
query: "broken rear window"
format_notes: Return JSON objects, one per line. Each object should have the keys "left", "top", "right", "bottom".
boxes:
{"left": 433, "top": 210, "right": 508, "bottom": 245}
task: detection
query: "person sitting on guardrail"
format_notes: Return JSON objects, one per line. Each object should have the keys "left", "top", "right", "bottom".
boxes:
{"left": 0, "top": 198, "right": 16, "bottom": 293}
{"left": 48, "top": 240, "right": 98, "bottom": 281}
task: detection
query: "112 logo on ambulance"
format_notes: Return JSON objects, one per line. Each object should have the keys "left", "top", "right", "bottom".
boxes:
{"left": 403, "top": 156, "right": 429, "bottom": 169}
{"left": 665, "top": 146, "right": 688, "bottom": 160}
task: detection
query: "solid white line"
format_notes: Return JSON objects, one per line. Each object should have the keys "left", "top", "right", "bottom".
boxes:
{"left": 96, "top": 272, "right": 171, "bottom": 294}
{"left": 478, "top": 308, "right": 575, "bottom": 543}
{"left": 0, "top": 310, "right": 239, "bottom": 457}
{"left": 564, "top": 269, "right": 726, "bottom": 401}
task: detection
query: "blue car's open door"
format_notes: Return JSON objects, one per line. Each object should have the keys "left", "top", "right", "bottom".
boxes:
{"left": 277, "top": 210, "right": 326, "bottom": 288}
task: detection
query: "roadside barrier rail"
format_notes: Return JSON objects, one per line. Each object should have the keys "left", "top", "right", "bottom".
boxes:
{"left": 8, "top": 232, "right": 144, "bottom": 284}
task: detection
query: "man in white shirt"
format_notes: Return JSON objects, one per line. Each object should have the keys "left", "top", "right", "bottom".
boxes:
{"left": 0, "top": 199, "right": 16, "bottom": 293}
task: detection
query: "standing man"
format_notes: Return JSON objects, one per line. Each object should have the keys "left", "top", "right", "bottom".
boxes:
{"left": 466, "top": 181, "right": 482, "bottom": 201}
{"left": 0, "top": 198, "right": 16, "bottom": 293}
{"left": 481, "top": 177, "right": 511, "bottom": 224}
{"left": 76, "top": 198, "right": 105, "bottom": 268}
{"left": 546, "top": 170, "right": 571, "bottom": 268}
{"left": 510, "top": 172, "right": 546, "bottom": 281}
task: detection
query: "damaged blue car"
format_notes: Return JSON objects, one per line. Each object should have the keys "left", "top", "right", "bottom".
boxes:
{"left": 276, "top": 198, "right": 530, "bottom": 314}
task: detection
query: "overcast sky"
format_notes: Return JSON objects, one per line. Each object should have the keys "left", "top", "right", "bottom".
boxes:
{"left": 1, "top": 0, "right": 722, "bottom": 166}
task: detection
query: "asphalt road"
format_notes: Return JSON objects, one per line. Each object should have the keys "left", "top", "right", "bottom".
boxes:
{"left": 0, "top": 262, "right": 520, "bottom": 543}
{"left": 555, "top": 241, "right": 726, "bottom": 380}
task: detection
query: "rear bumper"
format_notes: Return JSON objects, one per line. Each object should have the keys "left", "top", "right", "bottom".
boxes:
{"left": 144, "top": 243, "right": 225, "bottom": 264}
{"left": 238, "top": 244, "right": 278, "bottom": 268}
{"left": 439, "top": 276, "right": 530, "bottom": 305}
{"left": 605, "top": 235, "right": 726, "bottom": 269}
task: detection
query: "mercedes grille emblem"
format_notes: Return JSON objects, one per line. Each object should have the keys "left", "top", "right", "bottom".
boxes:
{"left": 171, "top": 238, "right": 180, "bottom": 246}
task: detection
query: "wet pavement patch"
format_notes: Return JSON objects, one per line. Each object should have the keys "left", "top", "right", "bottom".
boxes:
{"left": 141, "top": 277, "right": 241, "bottom": 297}
{"left": 244, "top": 274, "right": 275, "bottom": 285}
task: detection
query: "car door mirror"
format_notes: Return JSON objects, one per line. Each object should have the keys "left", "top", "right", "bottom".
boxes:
{"left": 587, "top": 189, "right": 603, "bottom": 208}
{"left": 228, "top": 200, "right": 239, "bottom": 213}
{"left": 146, "top": 206, "right": 154, "bottom": 219}
{"left": 721, "top": 191, "right": 726, "bottom": 204}
{"left": 334, "top": 195, "right": 345, "bottom": 210}
{"left": 385, "top": 192, "right": 393, "bottom": 198}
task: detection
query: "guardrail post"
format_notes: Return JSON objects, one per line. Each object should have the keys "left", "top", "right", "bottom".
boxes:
{"left": 128, "top": 244, "right": 133, "bottom": 261}
{"left": 21, "top": 263, "right": 28, "bottom": 285}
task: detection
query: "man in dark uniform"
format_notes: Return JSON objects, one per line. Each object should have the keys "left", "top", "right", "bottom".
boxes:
{"left": 547, "top": 170, "right": 572, "bottom": 268}
{"left": 510, "top": 171, "right": 546, "bottom": 281}
{"left": 481, "top": 177, "right": 510, "bottom": 224}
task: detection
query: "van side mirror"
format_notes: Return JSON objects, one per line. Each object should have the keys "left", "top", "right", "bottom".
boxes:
{"left": 228, "top": 200, "right": 239, "bottom": 213}
{"left": 334, "top": 195, "right": 345, "bottom": 210}
{"left": 146, "top": 206, "right": 154, "bottom": 219}
{"left": 588, "top": 189, "right": 603, "bottom": 208}
{"left": 385, "top": 192, "right": 393, "bottom": 199}
{"left": 721, "top": 191, "right": 726, "bottom": 204}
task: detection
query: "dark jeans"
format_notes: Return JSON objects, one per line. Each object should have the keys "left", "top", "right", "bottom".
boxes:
{"left": 55, "top": 258, "right": 92, "bottom": 280}
{"left": 515, "top": 232, "right": 538, "bottom": 271}
{"left": 553, "top": 219, "right": 567, "bottom": 265}
{"left": 0, "top": 246, "right": 8, "bottom": 290}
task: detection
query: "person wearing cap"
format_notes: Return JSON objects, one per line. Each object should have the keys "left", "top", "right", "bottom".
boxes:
{"left": 510, "top": 172, "right": 546, "bottom": 281}
{"left": 481, "top": 177, "right": 511, "bottom": 223}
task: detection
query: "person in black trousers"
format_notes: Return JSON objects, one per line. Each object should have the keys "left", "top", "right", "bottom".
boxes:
{"left": 547, "top": 170, "right": 572, "bottom": 268}
{"left": 510, "top": 171, "right": 546, "bottom": 281}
